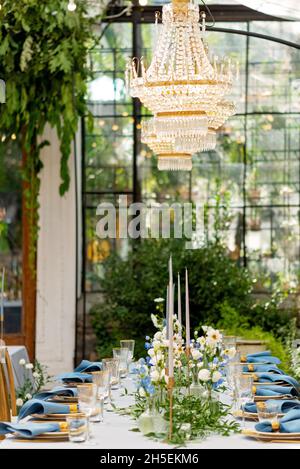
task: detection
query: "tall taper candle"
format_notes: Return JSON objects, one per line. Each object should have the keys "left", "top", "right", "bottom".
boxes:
{"left": 177, "top": 273, "right": 182, "bottom": 333}
{"left": 166, "top": 285, "right": 169, "bottom": 339}
{"left": 168, "top": 257, "right": 174, "bottom": 378}
{"left": 185, "top": 268, "right": 190, "bottom": 352}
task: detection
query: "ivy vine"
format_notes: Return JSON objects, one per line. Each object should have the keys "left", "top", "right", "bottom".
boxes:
{"left": 0, "top": 0, "right": 97, "bottom": 271}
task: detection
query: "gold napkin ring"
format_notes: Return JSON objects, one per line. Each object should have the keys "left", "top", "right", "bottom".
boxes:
{"left": 252, "top": 385, "right": 257, "bottom": 395}
{"left": 248, "top": 364, "right": 254, "bottom": 372}
{"left": 59, "top": 422, "right": 68, "bottom": 432}
{"left": 241, "top": 355, "right": 247, "bottom": 363}
{"left": 253, "top": 374, "right": 258, "bottom": 381}
{"left": 69, "top": 404, "right": 78, "bottom": 413}
{"left": 271, "top": 421, "right": 280, "bottom": 432}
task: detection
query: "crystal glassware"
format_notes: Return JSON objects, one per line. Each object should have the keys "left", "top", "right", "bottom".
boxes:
{"left": 102, "top": 358, "right": 120, "bottom": 390}
{"left": 237, "top": 374, "right": 254, "bottom": 428}
{"left": 66, "top": 413, "right": 89, "bottom": 443}
{"left": 120, "top": 340, "right": 135, "bottom": 369}
{"left": 91, "top": 370, "right": 110, "bottom": 423}
{"left": 257, "top": 401, "right": 279, "bottom": 425}
{"left": 113, "top": 347, "right": 129, "bottom": 378}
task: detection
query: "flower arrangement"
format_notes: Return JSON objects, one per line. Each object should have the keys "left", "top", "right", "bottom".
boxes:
{"left": 131, "top": 314, "right": 239, "bottom": 444}
{"left": 16, "top": 360, "right": 50, "bottom": 409}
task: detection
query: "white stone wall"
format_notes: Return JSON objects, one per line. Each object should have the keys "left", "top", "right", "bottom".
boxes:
{"left": 35, "top": 125, "right": 78, "bottom": 375}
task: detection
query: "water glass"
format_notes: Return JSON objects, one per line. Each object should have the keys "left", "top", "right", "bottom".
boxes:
{"left": 257, "top": 401, "right": 279, "bottom": 426}
{"left": 120, "top": 340, "right": 135, "bottom": 368}
{"left": 66, "top": 413, "right": 89, "bottom": 443}
{"left": 237, "top": 374, "right": 254, "bottom": 427}
{"left": 92, "top": 370, "right": 110, "bottom": 400}
{"left": 102, "top": 358, "right": 120, "bottom": 390}
{"left": 77, "top": 383, "right": 97, "bottom": 418}
{"left": 113, "top": 347, "right": 129, "bottom": 378}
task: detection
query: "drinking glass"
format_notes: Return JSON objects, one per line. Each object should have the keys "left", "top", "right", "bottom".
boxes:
{"left": 257, "top": 401, "right": 279, "bottom": 426}
{"left": 66, "top": 413, "right": 89, "bottom": 443}
{"left": 77, "top": 384, "right": 97, "bottom": 440}
{"left": 120, "top": 340, "right": 135, "bottom": 370}
{"left": 237, "top": 374, "right": 254, "bottom": 428}
{"left": 102, "top": 358, "right": 120, "bottom": 391}
{"left": 91, "top": 370, "right": 110, "bottom": 423}
{"left": 223, "top": 336, "right": 237, "bottom": 349}
{"left": 113, "top": 347, "right": 129, "bottom": 378}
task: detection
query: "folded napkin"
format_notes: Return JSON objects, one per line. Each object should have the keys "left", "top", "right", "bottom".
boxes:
{"left": 243, "top": 364, "right": 284, "bottom": 374}
{"left": 57, "top": 372, "right": 93, "bottom": 383}
{"left": 0, "top": 421, "right": 63, "bottom": 439}
{"left": 245, "top": 399, "right": 300, "bottom": 414}
{"left": 253, "top": 384, "right": 298, "bottom": 397}
{"left": 241, "top": 351, "right": 280, "bottom": 365}
{"left": 18, "top": 399, "right": 78, "bottom": 421}
{"left": 74, "top": 360, "right": 102, "bottom": 373}
{"left": 254, "top": 373, "right": 300, "bottom": 389}
{"left": 256, "top": 409, "right": 300, "bottom": 433}
{"left": 34, "top": 386, "right": 78, "bottom": 401}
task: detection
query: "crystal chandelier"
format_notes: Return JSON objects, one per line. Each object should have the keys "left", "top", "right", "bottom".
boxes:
{"left": 126, "top": 0, "right": 237, "bottom": 170}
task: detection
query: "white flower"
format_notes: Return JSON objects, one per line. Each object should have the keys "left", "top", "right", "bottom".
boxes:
{"left": 197, "top": 336, "right": 206, "bottom": 347}
{"left": 33, "top": 371, "right": 40, "bottom": 379}
{"left": 148, "top": 348, "right": 155, "bottom": 357}
{"left": 154, "top": 298, "right": 164, "bottom": 303}
{"left": 197, "top": 361, "right": 204, "bottom": 368}
{"left": 154, "top": 331, "right": 163, "bottom": 341}
{"left": 191, "top": 349, "right": 201, "bottom": 360}
{"left": 19, "top": 359, "right": 26, "bottom": 366}
{"left": 212, "top": 371, "right": 222, "bottom": 383}
{"left": 16, "top": 398, "right": 23, "bottom": 407}
{"left": 139, "top": 387, "right": 146, "bottom": 397}
{"left": 206, "top": 328, "right": 222, "bottom": 344}
{"left": 25, "top": 363, "right": 34, "bottom": 369}
{"left": 198, "top": 368, "right": 211, "bottom": 382}
{"left": 151, "top": 314, "right": 159, "bottom": 328}
{"left": 25, "top": 393, "right": 32, "bottom": 400}
{"left": 150, "top": 369, "right": 160, "bottom": 383}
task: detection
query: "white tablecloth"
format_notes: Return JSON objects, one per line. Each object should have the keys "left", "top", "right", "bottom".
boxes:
{"left": 1, "top": 378, "right": 300, "bottom": 449}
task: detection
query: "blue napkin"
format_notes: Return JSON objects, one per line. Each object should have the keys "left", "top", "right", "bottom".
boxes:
{"left": 245, "top": 399, "right": 300, "bottom": 414}
{"left": 74, "top": 360, "right": 102, "bottom": 373}
{"left": 56, "top": 372, "right": 92, "bottom": 383}
{"left": 241, "top": 351, "right": 280, "bottom": 365}
{"left": 254, "top": 373, "right": 300, "bottom": 389}
{"left": 18, "top": 399, "right": 77, "bottom": 421}
{"left": 0, "top": 421, "right": 61, "bottom": 439}
{"left": 254, "top": 385, "right": 298, "bottom": 397}
{"left": 256, "top": 409, "right": 300, "bottom": 433}
{"left": 34, "top": 386, "right": 78, "bottom": 401}
{"left": 243, "top": 364, "right": 284, "bottom": 374}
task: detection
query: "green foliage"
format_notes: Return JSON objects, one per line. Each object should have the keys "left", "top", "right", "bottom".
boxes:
{"left": 217, "top": 302, "right": 292, "bottom": 374}
{"left": 91, "top": 239, "right": 253, "bottom": 358}
{"left": 0, "top": 0, "right": 96, "bottom": 268}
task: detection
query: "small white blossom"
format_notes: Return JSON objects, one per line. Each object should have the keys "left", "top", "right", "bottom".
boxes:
{"left": 25, "top": 393, "right": 32, "bottom": 400}
{"left": 191, "top": 349, "right": 201, "bottom": 360}
{"left": 25, "top": 363, "right": 34, "bottom": 369}
{"left": 198, "top": 368, "right": 211, "bottom": 382}
{"left": 139, "top": 387, "right": 146, "bottom": 397}
{"left": 19, "top": 359, "right": 26, "bottom": 366}
{"left": 212, "top": 371, "right": 222, "bottom": 383}
{"left": 151, "top": 314, "right": 159, "bottom": 328}
{"left": 16, "top": 398, "right": 24, "bottom": 407}
{"left": 33, "top": 371, "right": 40, "bottom": 379}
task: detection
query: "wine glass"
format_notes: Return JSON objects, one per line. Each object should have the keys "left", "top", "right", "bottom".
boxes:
{"left": 77, "top": 384, "right": 97, "bottom": 441}
{"left": 237, "top": 374, "right": 254, "bottom": 428}
{"left": 120, "top": 340, "right": 135, "bottom": 372}
{"left": 102, "top": 358, "right": 120, "bottom": 405}
{"left": 91, "top": 370, "right": 110, "bottom": 423}
{"left": 113, "top": 347, "right": 129, "bottom": 379}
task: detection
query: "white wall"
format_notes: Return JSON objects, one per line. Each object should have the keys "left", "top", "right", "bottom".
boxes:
{"left": 35, "top": 125, "right": 77, "bottom": 375}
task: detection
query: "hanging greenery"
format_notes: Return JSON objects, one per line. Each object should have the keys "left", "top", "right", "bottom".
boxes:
{"left": 0, "top": 0, "right": 96, "bottom": 270}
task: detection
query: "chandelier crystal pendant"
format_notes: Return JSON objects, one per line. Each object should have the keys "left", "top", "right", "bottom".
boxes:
{"left": 126, "top": 0, "right": 237, "bottom": 171}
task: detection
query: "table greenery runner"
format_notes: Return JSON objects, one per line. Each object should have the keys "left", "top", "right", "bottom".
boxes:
{"left": 130, "top": 314, "right": 239, "bottom": 445}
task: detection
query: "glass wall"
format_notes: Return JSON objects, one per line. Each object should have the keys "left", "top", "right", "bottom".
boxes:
{"left": 79, "top": 14, "right": 300, "bottom": 357}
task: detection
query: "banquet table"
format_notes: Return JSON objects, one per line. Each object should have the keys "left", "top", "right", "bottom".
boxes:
{"left": 1, "top": 378, "right": 299, "bottom": 450}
